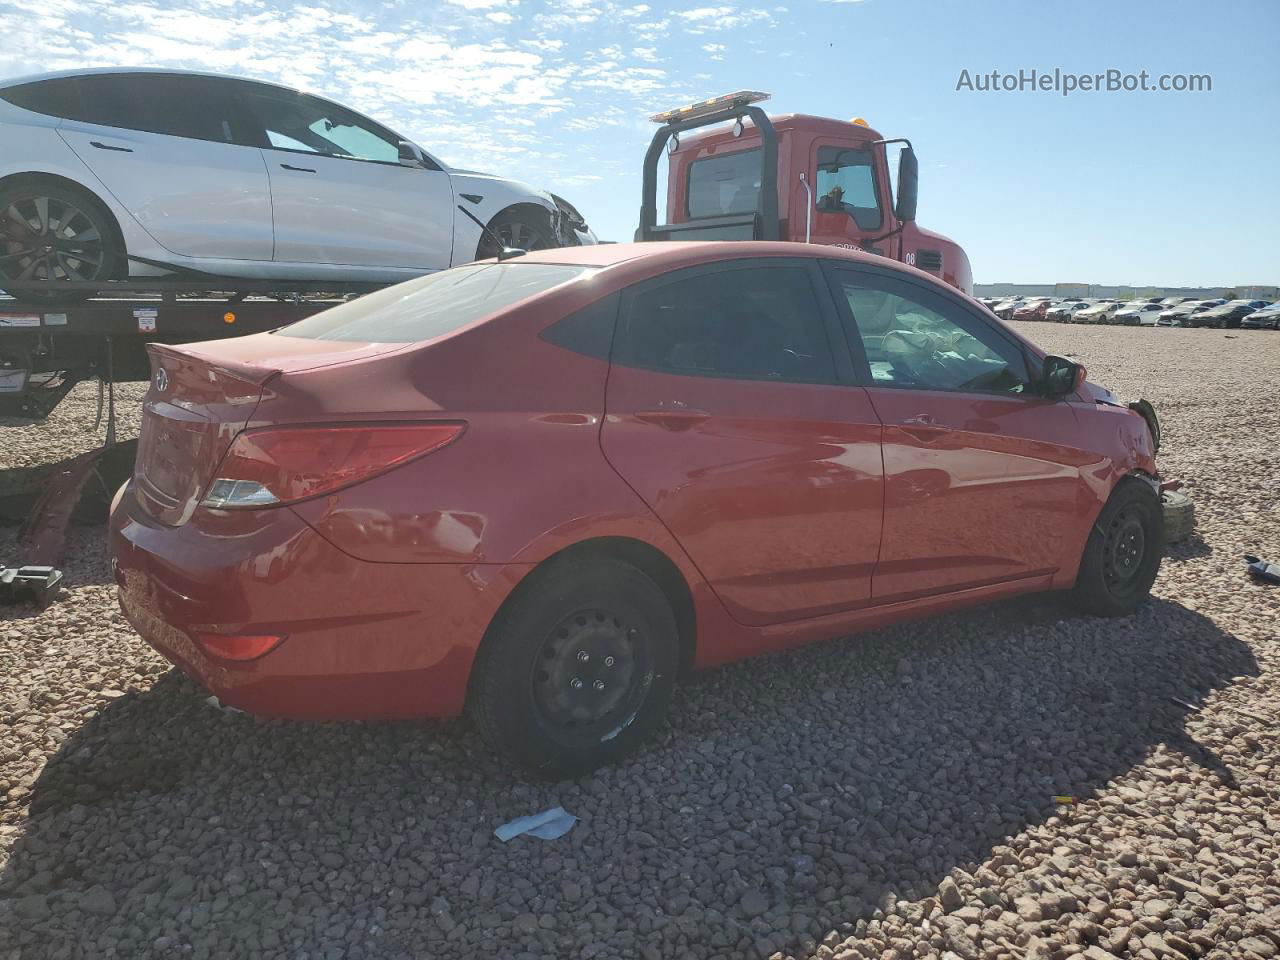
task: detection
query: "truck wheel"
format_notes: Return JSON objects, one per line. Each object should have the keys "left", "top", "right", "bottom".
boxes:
{"left": 468, "top": 556, "right": 680, "bottom": 777}
{"left": 0, "top": 182, "right": 124, "bottom": 285}
{"left": 478, "top": 210, "right": 552, "bottom": 259}
{"left": 1072, "top": 478, "right": 1164, "bottom": 617}
{"left": 1161, "top": 489, "right": 1195, "bottom": 544}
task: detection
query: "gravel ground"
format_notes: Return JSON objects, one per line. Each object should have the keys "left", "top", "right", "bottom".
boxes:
{"left": 1, "top": 327, "right": 1277, "bottom": 960}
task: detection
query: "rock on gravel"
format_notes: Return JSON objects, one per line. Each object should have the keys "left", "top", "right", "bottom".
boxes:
{"left": 2, "top": 327, "right": 1279, "bottom": 960}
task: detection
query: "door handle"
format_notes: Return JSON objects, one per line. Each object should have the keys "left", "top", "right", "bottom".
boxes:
{"left": 281, "top": 163, "right": 316, "bottom": 173}
{"left": 900, "top": 414, "right": 942, "bottom": 441}
{"left": 634, "top": 409, "right": 711, "bottom": 432}
{"left": 90, "top": 141, "right": 133, "bottom": 153}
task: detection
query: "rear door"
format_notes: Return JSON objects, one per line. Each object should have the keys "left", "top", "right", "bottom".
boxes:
{"left": 601, "top": 259, "right": 885, "bottom": 627}
{"left": 55, "top": 73, "right": 274, "bottom": 261}
{"left": 823, "top": 263, "right": 1092, "bottom": 602}
{"left": 234, "top": 82, "right": 454, "bottom": 270}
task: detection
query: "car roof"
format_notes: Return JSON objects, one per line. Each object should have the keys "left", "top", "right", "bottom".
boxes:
{"left": 0, "top": 66, "right": 304, "bottom": 97}
{"left": 511, "top": 240, "right": 926, "bottom": 276}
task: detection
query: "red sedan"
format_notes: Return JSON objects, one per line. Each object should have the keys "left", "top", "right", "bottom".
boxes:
{"left": 111, "top": 242, "right": 1164, "bottom": 775}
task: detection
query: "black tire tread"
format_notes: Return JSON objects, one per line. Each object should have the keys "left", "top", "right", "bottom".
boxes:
{"left": 468, "top": 555, "right": 679, "bottom": 778}
{"left": 1072, "top": 477, "right": 1164, "bottom": 617}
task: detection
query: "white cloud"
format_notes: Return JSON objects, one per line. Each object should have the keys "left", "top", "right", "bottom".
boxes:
{"left": 446, "top": 0, "right": 515, "bottom": 8}
{"left": 486, "top": 10, "right": 514, "bottom": 22}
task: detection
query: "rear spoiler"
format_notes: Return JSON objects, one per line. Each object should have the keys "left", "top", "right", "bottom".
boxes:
{"left": 145, "top": 342, "right": 282, "bottom": 387}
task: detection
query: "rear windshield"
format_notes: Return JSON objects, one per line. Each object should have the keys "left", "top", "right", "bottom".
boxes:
{"left": 686, "top": 148, "right": 761, "bottom": 219}
{"left": 277, "top": 263, "right": 593, "bottom": 343}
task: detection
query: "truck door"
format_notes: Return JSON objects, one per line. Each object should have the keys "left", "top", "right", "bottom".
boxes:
{"left": 807, "top": 142, "right": 898, "bottom": 261}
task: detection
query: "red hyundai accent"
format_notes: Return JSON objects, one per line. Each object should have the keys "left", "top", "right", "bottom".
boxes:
{"left": 110, "top": 242, "right": 1164, "bottom": 775}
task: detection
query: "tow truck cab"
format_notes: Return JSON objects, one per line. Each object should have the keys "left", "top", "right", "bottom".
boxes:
{"left": 639, "top": 92, "right": 973, "bottom": 295}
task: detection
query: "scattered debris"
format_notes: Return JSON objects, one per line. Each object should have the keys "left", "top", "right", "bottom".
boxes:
{"left": 1244, "top": 555, "right": 1280, "bottom": 585}
{"left": 204, "top": 696, "right": 245, "bottom": 716}
{"left": 494, "top": 806, "right": 577, "bottom": 842}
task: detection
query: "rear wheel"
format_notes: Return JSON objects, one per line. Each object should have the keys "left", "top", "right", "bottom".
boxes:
{"left": 0, "top": 182, "right": 123, "bottom": 285}
{"left": 1072, "top": 478, "right": 1164, "bottom": 617}
{"left": 468, "top": 556, "right": 680, "bottom": 777}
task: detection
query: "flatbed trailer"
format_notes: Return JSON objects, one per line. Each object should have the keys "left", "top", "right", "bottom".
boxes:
{"left": 0, "top": 276, "right": 389, "bottom": 604}
{"left": 0, "top": 278, "right": 388, "bottom": 417}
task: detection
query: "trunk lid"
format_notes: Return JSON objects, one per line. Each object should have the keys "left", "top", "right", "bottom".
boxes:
{"left": 134, "top": 334, "right": 404, "bottom": 525}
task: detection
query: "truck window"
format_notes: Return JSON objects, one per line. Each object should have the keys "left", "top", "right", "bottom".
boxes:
{"left": 815, "top": 146, "right": 883, "bottom": 231}
{"left": 686, "top": 149, "right": 761, "bottom": 219}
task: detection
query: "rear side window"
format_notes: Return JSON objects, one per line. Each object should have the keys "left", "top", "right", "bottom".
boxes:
{"left": 686, "top": 149, "right": 762, "bottom": 219}
{"left": 1, "top": 74, "right": 242, "bottom": 143}
{"left": 615, "top": 265, "right": 836, "bottom": 384}
{"left": 0, "top": 77, "right": 84, "bottom": 119}
{"left": 278, "top": 264, "right": 594, "bottom": 343}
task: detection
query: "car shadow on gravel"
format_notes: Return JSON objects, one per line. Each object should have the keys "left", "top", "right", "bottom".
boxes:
{"left": 2, "top": 593, "right": 1259, "bottom": 960}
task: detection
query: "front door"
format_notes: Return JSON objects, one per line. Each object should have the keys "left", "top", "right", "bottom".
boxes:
{"left": 57, "top": 73, "right": 273, "bottom": 261}
{"left": 235, "top": 83, "right": 454, "bottom": 270}
{"left": 601, "top": 259, "right": 885, "bottom": 626}
{"left": 824, "top": 263, "right": 1092, "bottom": 602}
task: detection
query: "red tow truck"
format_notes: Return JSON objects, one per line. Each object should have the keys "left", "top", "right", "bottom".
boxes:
{"left": 638, "top": 91, "right": 973, "bottom": 294}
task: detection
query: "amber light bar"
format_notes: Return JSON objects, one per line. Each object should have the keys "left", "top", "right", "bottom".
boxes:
{"left": 650, "top": 91, "right": 770, "bottom": 124}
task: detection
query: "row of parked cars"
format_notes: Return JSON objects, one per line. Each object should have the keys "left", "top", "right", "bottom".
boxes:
{"left": 980, "top": 295, "right": 1280, "bottom": 330}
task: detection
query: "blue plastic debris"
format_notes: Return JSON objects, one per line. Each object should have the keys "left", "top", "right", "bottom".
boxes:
{"left": 494, "top": 806, "right": 577, "bottom": 842}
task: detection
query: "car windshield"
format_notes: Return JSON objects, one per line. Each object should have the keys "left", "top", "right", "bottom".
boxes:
{"left": 277, "top": 263, "right": 594, "bottom": 343}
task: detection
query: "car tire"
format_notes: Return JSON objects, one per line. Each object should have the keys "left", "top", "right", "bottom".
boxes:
{"left": 0, "top": 181, "right": 124, "bottom": 287}
{"left": 1072, "top": 477, "right": 1164, "bottom": 617}
{"left": 1161, "top": 489, "right": 1195, "bottom": 544}
{"left": 468, "top": 555, "right": 680, "bottom": 777}
{"left": 478, "top": 210, "right": 553, "bottom": 259}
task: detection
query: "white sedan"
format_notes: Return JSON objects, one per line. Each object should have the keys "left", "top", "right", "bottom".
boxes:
{"left": 1114, "top": 302, "right": 1165, "bottom": 327}
{"left": 1074, "top": 302, "right": 1119, "bottom": 324}
{"left": 0, "top": 68, "right": 594, "bottom": 284}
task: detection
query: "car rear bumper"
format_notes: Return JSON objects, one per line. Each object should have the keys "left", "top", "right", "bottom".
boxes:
{"left": 109, "top": 482, "right": 527, "bottom": 720}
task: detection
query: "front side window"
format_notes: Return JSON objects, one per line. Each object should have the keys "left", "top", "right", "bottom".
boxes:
{"left": 834, "top": 272, "right": 1030, "bottom": 393}
{"left": 616, "top": 265, "right": 835, "bottom": 384}
{"left": 686, "top": 149, "right": 761, "bottom": 219}
{"left": 815, "top": 146, "right": 883, "bottom": 231}
{"left": 278, "top": 263, "right": 593, "bottom": 342}
{"left": 241, "top": 86, "right": 401, "bottom": 163}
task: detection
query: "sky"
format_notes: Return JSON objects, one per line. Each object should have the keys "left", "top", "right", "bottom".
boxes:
{"left": 0, "top": 0, "right": 1275, "bottom": 285}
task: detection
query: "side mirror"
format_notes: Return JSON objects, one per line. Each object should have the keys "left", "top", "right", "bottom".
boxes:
{"left": 1041, "top": 355, "right": 1085, "bottom": 398}
{"left": 894, "top": 145, "right": 918, "bottom": 222}
{"left": 398, "top": 141, "right": 426, "bottom": 167}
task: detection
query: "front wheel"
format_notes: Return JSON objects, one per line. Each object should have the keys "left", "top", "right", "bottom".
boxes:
{"left": 0, "top": 182, "right": 123, "bottom": 285}
{"left": 468, "top": 556, "right": 680, "bottom": 777}
{"left": 477, "top": 210, "right": 553, "bottom": 259}
{"left": 1072, "top": 478, "right": 1164, "bottom": 617}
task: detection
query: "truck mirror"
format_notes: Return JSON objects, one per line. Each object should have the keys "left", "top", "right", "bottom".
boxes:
{"left": 895, "top": 146, "right": 918, "bottom": 222}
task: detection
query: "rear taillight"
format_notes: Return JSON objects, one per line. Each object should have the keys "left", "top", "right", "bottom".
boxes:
{"left": 201, "top": 422, "right": 464, "bottom": 509}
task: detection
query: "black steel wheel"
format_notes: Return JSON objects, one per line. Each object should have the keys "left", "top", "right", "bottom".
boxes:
{"left": 1072, "top": 478, "right": 1164, "bottom": 617}
{"left": 0, "top": 183, "right": 123, "bottom": 284}
{"left": 531, "top": 607, "right": 652, "bottom": 745}
{"left": 469, "top": 555, "right": 680, "bottom": 777}
{"left": 478, "top": 211, "right": 552, "bottom": 258}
